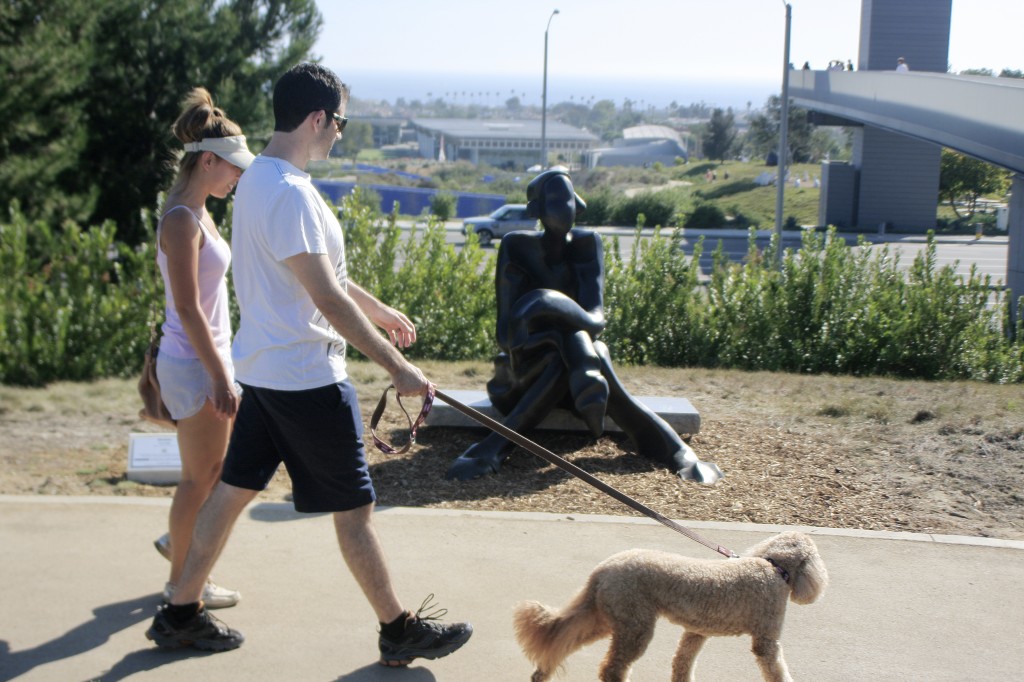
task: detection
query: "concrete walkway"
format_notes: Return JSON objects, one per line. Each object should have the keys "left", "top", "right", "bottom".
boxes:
{"left": 1, "top": 495, "right": 1022, "bottom": 681}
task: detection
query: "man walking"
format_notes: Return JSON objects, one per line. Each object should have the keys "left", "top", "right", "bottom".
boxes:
{"left": 145, "top": 63, "right": 472, "bottom": 667}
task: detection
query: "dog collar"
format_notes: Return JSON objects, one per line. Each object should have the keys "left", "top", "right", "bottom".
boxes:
{"left": 765, "top": 557, "right": 790, "bottom": 583}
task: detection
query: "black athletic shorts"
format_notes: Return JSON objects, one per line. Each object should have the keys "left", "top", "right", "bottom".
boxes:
{"left": 221, "top": 380, "right": 376, "bottom": 513}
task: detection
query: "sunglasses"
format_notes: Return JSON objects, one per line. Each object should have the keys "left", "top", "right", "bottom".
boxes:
{"left": 329, "top": 112, "right": 348, "bottom": 134}
{"left": 370, "top": 384, "right": 435, "bottom": 455}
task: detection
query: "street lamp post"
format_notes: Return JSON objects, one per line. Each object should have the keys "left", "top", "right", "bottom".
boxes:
{"left": 774, "top": 1, "right": 791, "bottom": 268}
{"left": 541, "top": 8, "right": 560, "bottom": 169}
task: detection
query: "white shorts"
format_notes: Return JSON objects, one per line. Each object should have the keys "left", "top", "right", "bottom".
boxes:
{"left": 156, "top": 349, "right": 238, "bottom": 421}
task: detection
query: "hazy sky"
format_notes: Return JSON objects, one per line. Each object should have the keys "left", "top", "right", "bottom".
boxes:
{"left": 312, "top": 0, "right": 1022, "bottom": 87}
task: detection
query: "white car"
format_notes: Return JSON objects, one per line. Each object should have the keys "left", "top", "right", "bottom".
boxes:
{"left": 461, "top": 204, "right": 539, "bottom": 246}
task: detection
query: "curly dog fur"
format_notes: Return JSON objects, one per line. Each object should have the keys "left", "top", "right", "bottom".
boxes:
{"left": 513, "top": 532, "right": 828, "bottom": 682}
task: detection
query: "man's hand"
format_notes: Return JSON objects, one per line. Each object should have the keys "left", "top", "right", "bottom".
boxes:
{"left": 391, "top": 363, "right": 432, "bottom": 398}
{"left": 367, "top": 304, "right": 417, "bottom": 350}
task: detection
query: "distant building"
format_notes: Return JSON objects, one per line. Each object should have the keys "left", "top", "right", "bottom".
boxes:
{"left": 356, "top": 117, "right": 412, "bottom": 146}
{"left": 583, "top": 124, "right": 688, "bottom": 168}
{"left": 409, "top": 118, "right": 599, "bottom": 170}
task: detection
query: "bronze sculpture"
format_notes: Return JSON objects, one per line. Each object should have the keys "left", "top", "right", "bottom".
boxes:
{"left": 445, "top": 169, "right": 722, "bottom": 484}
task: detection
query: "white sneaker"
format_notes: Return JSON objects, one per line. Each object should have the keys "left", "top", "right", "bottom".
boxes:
{"left": 163, "top": 580, "right": 241, "bottom": 609}
{"left": 154, "top": 533, "right": 172, "bottom": 561}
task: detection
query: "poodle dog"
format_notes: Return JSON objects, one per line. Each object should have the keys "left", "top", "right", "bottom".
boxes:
{"left": 514, "top": 532, "right": 828, "bottom": 682}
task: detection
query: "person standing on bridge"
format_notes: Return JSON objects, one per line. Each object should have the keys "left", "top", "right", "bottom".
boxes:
{"left": 896, "top": 57, "right": 910, "bottom": 73}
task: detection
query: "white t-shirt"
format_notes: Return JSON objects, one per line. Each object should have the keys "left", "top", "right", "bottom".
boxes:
{"left": 231, "top": 155, "right": 348, "bottom": 390}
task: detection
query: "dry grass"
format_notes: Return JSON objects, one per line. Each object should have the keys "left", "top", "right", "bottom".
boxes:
{"left": 1, "top": 361, "right": 1021, "bottom": 540}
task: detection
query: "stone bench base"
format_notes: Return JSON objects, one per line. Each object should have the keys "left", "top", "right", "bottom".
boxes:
{"left": 426, "top": 390, "right": 700, "bottom": 436}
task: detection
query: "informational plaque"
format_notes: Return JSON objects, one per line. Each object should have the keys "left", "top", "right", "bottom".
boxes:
{"left": 127, "top": 433, "right": 182, "bottom": 484}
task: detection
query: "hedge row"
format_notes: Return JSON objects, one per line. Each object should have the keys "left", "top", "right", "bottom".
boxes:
{"left": 2, "top": 196, "right": 1021, "bottom": 386}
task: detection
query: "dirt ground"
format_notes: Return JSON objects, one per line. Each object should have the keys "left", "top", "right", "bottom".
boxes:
{"left": 1, "top": 360, "right": 1021, "bottom": 541}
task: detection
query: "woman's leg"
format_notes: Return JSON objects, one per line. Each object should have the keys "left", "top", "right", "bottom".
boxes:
{"left": 168, "top": 400, "right": 233, "bottom": 585}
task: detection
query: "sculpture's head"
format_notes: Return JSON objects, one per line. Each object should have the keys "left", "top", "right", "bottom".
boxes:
{"left": 526, "top": 168, "right": 587, "bottom": 234}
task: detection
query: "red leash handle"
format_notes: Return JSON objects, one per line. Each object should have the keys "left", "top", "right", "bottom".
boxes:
{"left": 370, "top": 385, "right": 435, "bottom": 455}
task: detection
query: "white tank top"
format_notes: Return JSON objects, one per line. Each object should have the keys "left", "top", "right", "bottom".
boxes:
{"left": 156, "top": 205, "right": 232, "bottom": 358}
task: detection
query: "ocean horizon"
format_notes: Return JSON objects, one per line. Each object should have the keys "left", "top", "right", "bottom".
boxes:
{"left": 340, "top": 69, "right": 780, "bottom": 112}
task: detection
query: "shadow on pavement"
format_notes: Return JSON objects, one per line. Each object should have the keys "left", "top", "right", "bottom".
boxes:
{"left": 80, "top": 645, "right": 219, "bottom": 682}
{"left": 331, "top": 662, "right": 438, "bottom": 681}
{"left": 0, "top": 594, "right": 159, "bottom": 682}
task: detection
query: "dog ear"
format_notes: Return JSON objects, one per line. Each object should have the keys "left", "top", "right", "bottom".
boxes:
{"left": 789, "top": 546, "right": 829, "bottom": 605}
{"left": 747, "top": 533, "right": 829, "bottom": 605}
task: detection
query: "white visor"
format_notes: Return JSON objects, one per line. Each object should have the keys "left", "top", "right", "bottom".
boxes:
{"left": 183, "top": 135, "right": 256, "bottom": 170}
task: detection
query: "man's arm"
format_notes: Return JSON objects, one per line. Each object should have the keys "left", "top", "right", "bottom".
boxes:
{"left": 346, "top": 280, "right": 417, "bottom": 350}
{"left": 283, "top": 252, "right": 429, "bottom": 396}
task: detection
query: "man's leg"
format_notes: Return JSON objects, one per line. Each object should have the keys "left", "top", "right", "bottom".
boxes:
{"left": 146, "top": 481, "right": 254, "bottom": 651}
{"left": 146, "top": 481, "right": 256, "bottom": 652}
{"left": 169, "top": 481, "right": 258, "bottom": 605}
{"left": 334, "top": 502, "right": 473, "bottom": 666}
{"left": 333, "top": 501, "right": 404, "bottom": 623}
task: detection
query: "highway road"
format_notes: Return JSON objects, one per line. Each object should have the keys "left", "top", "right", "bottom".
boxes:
{"left": 409, "top": 222, "right": 1011, "bottom": 286}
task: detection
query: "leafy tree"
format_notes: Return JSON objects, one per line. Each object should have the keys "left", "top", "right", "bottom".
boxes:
{"left": 744, "top": 95, "right": 814, "bottom": 164}
{"left": 336, "top": 120, "right": 374, "bottom": 162}
{"left": 79, "top": 0, "right": 322, "bottom": 244}
{"left": 2, "top": 0, "right": 321, "bottom": 244}
{"left": 809, "top": 128, "right": 850, "bottom": 161}
{"left": 1000, "top": 68, "right": 1024, "bottom": 79}
{"left": 550, "top": 101, "right": 589, "bottom": 129}
{"left": 701, "top": 108, "right": 737, "bottom": 164}
{"left": 586, "top": 99, "right": 619, "bottom": 141}
{"left": 0, "top": 1, "right": 97, "bottom": 224}
{"left": 960, "top": 67, "right": 995, "bottom": 76}
{"left": 939, "top": 149, "right": 1009, "bottom": 220}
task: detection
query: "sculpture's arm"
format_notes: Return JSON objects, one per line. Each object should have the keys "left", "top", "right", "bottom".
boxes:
{"left": 494, "top": 246, "right": 524, "bottom": 350}
{"left": 570, "top": 231, "right": 606, "bottom": 333}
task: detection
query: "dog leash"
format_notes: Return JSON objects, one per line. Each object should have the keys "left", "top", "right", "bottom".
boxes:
{"left": 370, "top": 385, "right": 737, "bottom": 559}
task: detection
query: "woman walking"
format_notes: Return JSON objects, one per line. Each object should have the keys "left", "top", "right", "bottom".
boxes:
{"left": 153, "top": 87, "right": 254, "bottom": 608}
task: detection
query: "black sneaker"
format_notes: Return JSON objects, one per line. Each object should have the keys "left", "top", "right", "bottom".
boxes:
{"left": 145, "top": 603, "right": 244, "bottom": 652}
{"left": 378, "top": 595, "right": 472, "bottom": 666}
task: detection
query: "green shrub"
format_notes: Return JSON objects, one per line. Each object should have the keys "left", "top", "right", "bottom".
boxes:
{"left": 341, "top": 195, "right": 496, "bottom": 361}
{"left": 611, "top": 191, "right": 676, "bottom": 228}
{"left": 602, "top": 229, "right": 712, "bottom": 366}
{"left": 0, "top": 204, "right": 161, "bottom": 385}
{"left": 700, "top": 229, "right": 1024, "bottom": 381}
{"left": 3, "top": 200, "right": 1021, "bottom": 385}
{"left": 684, "top": 203, "right": 726, "bottom": 228}
{"left": 429, "top": 191, "right": 456, "bottom": 222}
{"left": 576, "top": 187, "right": 615, "bottom": 226}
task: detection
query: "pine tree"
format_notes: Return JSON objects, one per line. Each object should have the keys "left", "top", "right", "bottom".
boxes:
{"left": 1, "top": 0, "right": 322, "bottom": 243}
{"left": 0, "top": 1, "right": 97, "bottom": 223}
{"left": 702, "top": 108, "right": 737, "bottom": 164}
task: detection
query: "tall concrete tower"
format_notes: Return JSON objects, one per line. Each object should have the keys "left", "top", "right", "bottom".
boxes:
{"left": 853, "top": 0, "right": 952, "bottom": 231}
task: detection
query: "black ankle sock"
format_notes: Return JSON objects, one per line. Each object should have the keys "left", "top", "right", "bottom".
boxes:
{"left": 164, "top": 602, "right": 201, "bottom": 626}
{"left": 380, "top": 611, "right": 410, "bottom": 640}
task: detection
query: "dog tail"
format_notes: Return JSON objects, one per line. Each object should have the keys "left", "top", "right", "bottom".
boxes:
{"left": 514, "top": 584, "right": 607, "bottom": 676}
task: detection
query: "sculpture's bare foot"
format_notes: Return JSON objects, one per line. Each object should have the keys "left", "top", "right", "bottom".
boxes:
{"left": 445, "top": 442, "right": 508, "bottom": 481}
{"left": 671, "top": 441, "right": 724, "bottom": 484}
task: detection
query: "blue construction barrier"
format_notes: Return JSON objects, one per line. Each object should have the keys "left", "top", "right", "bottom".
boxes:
{"left": 312, "top": 180, "right": 507, "bottom": 219}
{"left": 349, "top": 163, "right": 429, "bottom": 182}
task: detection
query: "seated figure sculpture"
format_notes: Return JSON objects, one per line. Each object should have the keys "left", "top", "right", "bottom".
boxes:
{"left": 445, "top": 169, "right": 723, "bottom": 484}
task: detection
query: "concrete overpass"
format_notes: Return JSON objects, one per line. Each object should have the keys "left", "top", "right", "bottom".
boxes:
{"left": 789, "top": 70, "right": 1024, "bottom": 174}
{"left": 788, "top": 68, "right": 1024, "bottom": 312}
